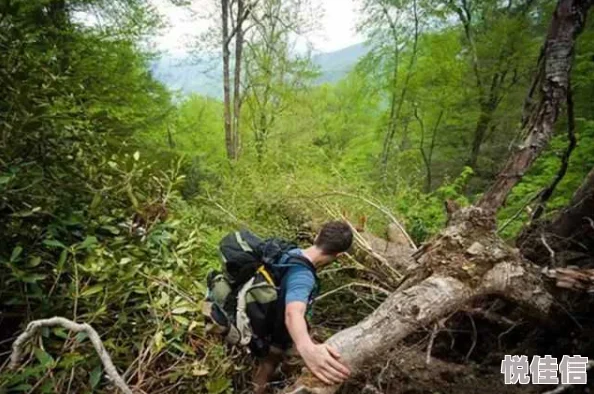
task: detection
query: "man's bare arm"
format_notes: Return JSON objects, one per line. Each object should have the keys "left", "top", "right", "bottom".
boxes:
{"left": 285, "top": 301, "right": 350, "bottom": 384}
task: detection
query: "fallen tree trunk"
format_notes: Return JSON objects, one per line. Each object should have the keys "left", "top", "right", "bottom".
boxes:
{"left": 286, "top": 208, "right": 553, "bottom": 394}
{"left": 284, "top": 1, "right": 592, "bottom": 392}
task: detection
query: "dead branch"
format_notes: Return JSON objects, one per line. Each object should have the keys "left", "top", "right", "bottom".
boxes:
{"left": 425, "top": 322, "right": 439, "bottom": 365}
{"left": 9, "top": 317, "right": 133, "bottom": 394}
{"left": 315, "top": 282, "right": 392, "bottom": 302}
{"left": 541, "top": 233, "right": 556, "bottom": 265}
{"left": 313, "top": 191, "right": 417, "bottom": 250}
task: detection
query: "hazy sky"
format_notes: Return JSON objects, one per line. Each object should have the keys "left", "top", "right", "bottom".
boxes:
{"left": 151, "top": 0, "right": 364, "bottom": 55}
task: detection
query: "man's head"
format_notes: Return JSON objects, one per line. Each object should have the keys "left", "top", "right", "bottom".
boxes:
{"left": 313, "top": 221, "right": 353, "bottom": 264}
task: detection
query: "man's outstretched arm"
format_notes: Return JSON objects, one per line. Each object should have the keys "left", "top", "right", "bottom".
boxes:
{"left": 285, "top": 301, "right": 351, "bottom": 384}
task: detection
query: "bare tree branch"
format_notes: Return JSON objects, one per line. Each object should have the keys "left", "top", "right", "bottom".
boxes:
{"left": 9, "top": 317, "right": 133, "bottom": 394}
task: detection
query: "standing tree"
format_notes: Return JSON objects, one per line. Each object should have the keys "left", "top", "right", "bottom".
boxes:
{"left": 438, "top": 0, "right": 548, "bottom": 172}
{"left": 221, "top": 0, "right": 254, "bottom": 160}
{"left": 242, "top": 0, "right": 318, "bottom": 158}
{"left": 357, "top": 0, "right": 422, "bottom": 181}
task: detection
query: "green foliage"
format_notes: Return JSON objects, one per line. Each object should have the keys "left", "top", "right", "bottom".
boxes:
{"left": 0, "top": 1, "right": 238, "bottom": 392}
{"left": 1, "top": 0, "right": 594, "bottom": 392}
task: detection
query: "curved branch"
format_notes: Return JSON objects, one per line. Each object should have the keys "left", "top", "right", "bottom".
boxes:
{"left": 9, "top": 317, "right": 133, "bottom": 394}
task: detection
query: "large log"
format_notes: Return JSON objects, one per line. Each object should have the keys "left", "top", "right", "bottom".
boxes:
{"left": 285, "top": 208, "right": 553, "bottom": 394}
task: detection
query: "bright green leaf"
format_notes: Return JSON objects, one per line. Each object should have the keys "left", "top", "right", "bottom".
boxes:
{"left": 57, "top": 249, "right": 68, "bottom": 269}
{"left": 28, "top": 256, "right": 42, "bottom": 267}
{"left": 171, "top": 306, "right": 189, "bottom": 314}
{"left": 172, "top": 315, "right": 189, "bottom": 326}
{"left": 43, "top": 239, "right": 66, "bottom": 249}
{"left": 75, "top": 332, "right": 88, "bottom": 343}
{"left": 81, "top": 285, "right": 103, "bottom": 297}
{"left": 77, "top": 236, "right": 98, "bottom": 250}
{"left": 10, "top": 246, "right": 23, "bottom": 262}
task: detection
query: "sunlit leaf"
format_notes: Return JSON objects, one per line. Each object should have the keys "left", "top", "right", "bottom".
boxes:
{"left": 81, "top": 285, "right": 103, "bottom": 297}
{"left": 171, "top": 306, "right": 190, "bottom": 314}
{"left": 206, "top": 377, "right": 231, "bottom": 394}
{"left": 173, "top": 315, "right": 189, "bottom": 326}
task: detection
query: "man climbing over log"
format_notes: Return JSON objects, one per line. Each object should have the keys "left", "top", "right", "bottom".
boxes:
{"left": 204, "top": 221, "right": 354, "bottom": 393}
{"left": 252, "top": 221, "right": 353, "bottom": 393}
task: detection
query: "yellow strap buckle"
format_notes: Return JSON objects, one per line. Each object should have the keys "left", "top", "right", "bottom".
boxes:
{"left": 257, "top": 265, "right": 275, "bottom": 286}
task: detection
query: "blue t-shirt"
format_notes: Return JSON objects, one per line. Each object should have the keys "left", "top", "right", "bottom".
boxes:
{"left": 282, "top": 249, "right": 316, "bottom": 305}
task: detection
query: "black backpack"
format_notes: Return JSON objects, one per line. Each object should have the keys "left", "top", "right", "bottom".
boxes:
{"left": 208, "top": 230, "right": 319, "bottom": 352}
{"left": 218, "top": 229, "right": 315, "bottom": 287}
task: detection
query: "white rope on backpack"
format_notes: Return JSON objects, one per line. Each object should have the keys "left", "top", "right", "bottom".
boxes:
{"left": 235, "top": 277, "right": 255, "bottom": 346}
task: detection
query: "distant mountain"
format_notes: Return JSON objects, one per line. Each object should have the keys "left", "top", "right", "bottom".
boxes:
{"left": 150, "top": 42, "right": 368, "bottom": 99}
{"left": 312, "top": 42, "right": 368, "bottom": 84}
{"left": 150, "top": 56, "right": 223, "bottom": 98}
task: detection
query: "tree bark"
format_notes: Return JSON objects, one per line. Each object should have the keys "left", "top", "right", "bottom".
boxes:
{"left": 478, "top": 0, "right": 591, "bottom": 212}
{"left": 379, "top": 0, "right": 419, "bottom": 179}
{"left": 221, "top": 0, "right": 234, "bottom": 160}
{"left": 231, "top": 0, "right": 245, "bottom": 160}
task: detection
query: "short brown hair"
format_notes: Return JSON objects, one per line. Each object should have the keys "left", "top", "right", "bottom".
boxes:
{"left": 314, "top": 221, "right": 353, "bottom": 255}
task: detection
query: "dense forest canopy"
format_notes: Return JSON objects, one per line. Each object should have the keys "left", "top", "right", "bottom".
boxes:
{"left": 1, "top": 0, "right": 593, "bottom": 393}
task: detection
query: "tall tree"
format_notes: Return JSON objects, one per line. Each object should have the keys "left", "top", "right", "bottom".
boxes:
{"left": 242, "top": 0, "right": 317, "bottom": 158}
{"left": 358, "top": 0, "right": 421, "bottom": 181}
{"left": 220, "top": 0, "right": 253, "bottom": 160}
{"left": 441, "top": 0, "right": 547, "bottom": 171}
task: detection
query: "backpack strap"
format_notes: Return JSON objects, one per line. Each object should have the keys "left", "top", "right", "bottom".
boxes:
{"left": 275, "top": 250, "right": 318, "bottom": 278}
{"left": 277, "top": 251, "right": 320, "bottom": 299}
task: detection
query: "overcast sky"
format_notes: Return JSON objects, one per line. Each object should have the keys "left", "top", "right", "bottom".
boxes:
{"left": 151, "top": 0, "right": 364, "bottom": 55}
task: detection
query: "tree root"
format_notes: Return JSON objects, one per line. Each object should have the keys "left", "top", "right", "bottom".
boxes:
{"left": 9, "top": 316, "right": 133, "bottom": 394}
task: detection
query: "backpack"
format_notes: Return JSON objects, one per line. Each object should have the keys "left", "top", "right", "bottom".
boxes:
{"left": 205, "top": 230, "right": 318, "bottom": 352}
